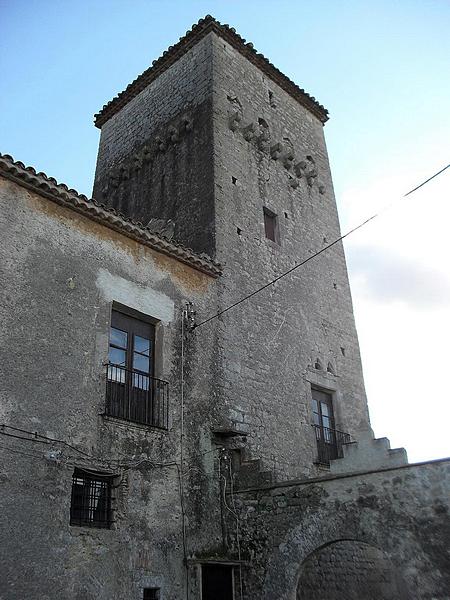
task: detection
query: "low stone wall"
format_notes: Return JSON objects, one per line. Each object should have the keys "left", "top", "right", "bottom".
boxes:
{"left": 229, "top": 458, "right": 450, "bottom": 600}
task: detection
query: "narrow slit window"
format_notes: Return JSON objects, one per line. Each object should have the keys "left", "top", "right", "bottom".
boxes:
{"left": 263, "top": 207, "right": 278, "bottom": 243}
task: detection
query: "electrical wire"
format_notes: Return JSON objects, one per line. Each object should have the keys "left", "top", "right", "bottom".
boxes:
{"left": 0, "top": 424, "right": 223, "bottom": 471}
{"left": 193, "top": 164, "right": 449, "bottom": 330}
{"left": 180, "top": 305, "right": 189, "bottom": 600}
{"left": 218, "top": 452, "right": 244, "bottom": 600}
{"left": 228, "top": 459, "right": 244, "bottom": 600}
{"left": 2, "top": 424, "right": 94, "bottom": 458}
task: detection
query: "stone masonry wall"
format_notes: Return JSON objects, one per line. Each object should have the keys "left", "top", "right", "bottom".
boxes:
{"left": 297, "top": 540, "right": 407, "bottom": 600}
{"left": 91, "top": 28, "right": 370, "bottom": 482}
{"left": 206, "top": 33, "right": 369, "bottom": 480}
{"left": 93, "top": 34, "right": 216, "bottom": 256}
{"left": 228, "top": 459, "right": 450, "bottom": 599}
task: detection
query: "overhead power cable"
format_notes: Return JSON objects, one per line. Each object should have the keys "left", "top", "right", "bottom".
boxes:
{"left": 193, "top": 163, "right": 449, "bottom": 330}
{"left": 0, "top": 423, "right": 223, "bottom": 471}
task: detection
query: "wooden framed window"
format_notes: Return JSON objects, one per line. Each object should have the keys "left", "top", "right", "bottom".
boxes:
{"left": 108, "top": 310, "right": 155, "bottom": 386}
{"left": 311, "top": 388, "right": 335, "bottom": 434}
{"left": 311, "top": 388, "right": 350, "bottom": 464}
{"left": 105, "top": 308, "right": 169, "bottom": 428}
{"left": 263, "top": 207, "right": 278, "bottom": 243}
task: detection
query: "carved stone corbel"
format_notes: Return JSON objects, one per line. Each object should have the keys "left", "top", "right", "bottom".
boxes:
{"left": 283, "top": 150, "right": 295, "bottom": 170}
{"left": 305, "top": 156, "right": 318, "bottom": 186}
{"left": 168, "top": 126, "right": 180, "bottom": 144}
{"left": 228, "top": 111, "right": 242, "bottom": 132}
{"left": 181, "top": 116, "right": 193, "bottom": 132}
{"left": 155, "top": 136, "right": 167, "bottom": 153}
{"left": 132, "top": 153, "right": 142, "bottom": 172}
{"left": 242, "top": 123, "right": 256, "bottom": 141}
{"left": 294, "top": 161, "right": 307, "bottom": 177}
{"left": 119, "top": 164, "right": 130, "bottom": 181}
{"left": 141, "top": 144, "right": 152, "bottom": 164}
{"left": 270, "top": 142, "right": 283, "bottom": 160}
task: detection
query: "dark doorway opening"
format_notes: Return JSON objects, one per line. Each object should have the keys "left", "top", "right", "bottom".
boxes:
{"left": 202, "top": 564, "right": 234, "bottom": 600}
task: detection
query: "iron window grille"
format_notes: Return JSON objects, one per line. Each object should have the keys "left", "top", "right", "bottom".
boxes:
{"left": 106, "top": 364, "right": 169, "bottom": 429}
{"left": 70, "top": 468, "right": 113, "bottom": 528}
{"left": 313, "top": 424, "right": 351, "bottom": 465}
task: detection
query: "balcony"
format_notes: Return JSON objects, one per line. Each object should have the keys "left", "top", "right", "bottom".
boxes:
{"left": 313, "top": 424, "right": 351, "bottom": 465}
{"left": 105, "top": 364, "right": 169, "bottom": 429}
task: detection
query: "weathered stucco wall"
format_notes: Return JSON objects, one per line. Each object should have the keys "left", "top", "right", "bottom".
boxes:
{"left": 228, "top": 459, "right": 450, "bottom": 600}
{"left": 0, "top": 178, "right": 224, "bottom": 599}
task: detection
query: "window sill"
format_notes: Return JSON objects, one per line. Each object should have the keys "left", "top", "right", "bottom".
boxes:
{"left": 265, "top": 238, "right": 281, "bottom": 251}
{"left": 313, "top": 461, "right": 331, "bottom": 470}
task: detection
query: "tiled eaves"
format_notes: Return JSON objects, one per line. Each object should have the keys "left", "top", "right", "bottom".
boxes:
{"left": 94, "top": 15, "right": 328, "bottom": 128}
{"left": 0, "top": 153, "right": 222, "bottom": 278}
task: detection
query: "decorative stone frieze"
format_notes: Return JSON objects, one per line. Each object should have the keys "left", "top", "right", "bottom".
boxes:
{"left": 0, "top": 153, "right": 221, "bottom": 277}
{"left": 227, "top": 111, "right": 325, "bottom": 193}
{"left": 101, "top": 113, "right": 194, "bottom": 198}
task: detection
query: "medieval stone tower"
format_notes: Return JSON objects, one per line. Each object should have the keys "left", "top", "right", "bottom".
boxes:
{"left": 93, "top": 15, "right": 370, "bottom": 481}
{"left": 2, "top": 15, "right": 448, "bottom": 600}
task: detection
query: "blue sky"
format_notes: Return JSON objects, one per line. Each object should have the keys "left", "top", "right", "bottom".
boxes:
{"left": 1, "top": 1, "right": 449, "bottom": 462}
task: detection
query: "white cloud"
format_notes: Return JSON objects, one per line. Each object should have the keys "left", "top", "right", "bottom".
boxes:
{"left": 348, "top": 245, "right": 450, "bottom": 309}
{"left": 337, "top": 140, "right": 450, "bottom": 462}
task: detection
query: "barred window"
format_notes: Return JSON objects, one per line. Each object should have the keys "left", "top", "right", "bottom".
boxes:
{"left": 70, "top": 468, "right": 113, "bottom": 528}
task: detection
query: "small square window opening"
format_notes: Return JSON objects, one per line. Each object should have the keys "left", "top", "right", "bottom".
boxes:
{"left": 70, "top": 468, "right": 113, "bottom": 528}
{"left": 263, "top": 207, "right": 278, "bottom": 243}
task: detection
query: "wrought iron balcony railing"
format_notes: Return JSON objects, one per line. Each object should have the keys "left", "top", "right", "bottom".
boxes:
{"left": 313, "top": 424, "right": 351, "bottom": 465}
{"left": 105, "top": 364, "right": 169, "bottom": 429}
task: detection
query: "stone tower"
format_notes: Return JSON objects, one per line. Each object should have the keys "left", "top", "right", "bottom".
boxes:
{"left": 93, "top": 15, "right": 370, "bottom": 480}
{"left": 2, "top": 15, "right": 449, "bottom": 600}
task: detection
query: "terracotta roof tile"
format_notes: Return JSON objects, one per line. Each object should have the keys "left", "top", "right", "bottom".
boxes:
{"left": 0, "top": 153, "right": 222, "bottom": 278}
{"left": 94, "top": 15, "right": 328, "bottom": 128}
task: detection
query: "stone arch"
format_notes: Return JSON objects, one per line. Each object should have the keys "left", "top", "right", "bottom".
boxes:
{"left": 296, "top": 539, "right": 407, "bottom": 600}
{"left": 259, "top": 501, "right": 415, "bottom": 600}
